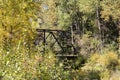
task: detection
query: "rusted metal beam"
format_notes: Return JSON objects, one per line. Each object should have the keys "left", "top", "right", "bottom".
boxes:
{"left": 36, "top": 29, "right": 65, "bottom": 32}
{"left": 50, "top": 32, "right": 65, "bottom": 53}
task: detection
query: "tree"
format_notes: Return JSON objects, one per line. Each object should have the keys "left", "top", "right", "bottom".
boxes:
{"left": 0, "top": 0, "right": 41, "bottom": 48}
{"left": 38, "top": 0, "right": 58, "bottom": 29}
{"left": 101, "top": 0, "right": 120, "bottom": 53}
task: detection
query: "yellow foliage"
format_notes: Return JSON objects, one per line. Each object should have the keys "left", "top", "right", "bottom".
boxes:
{"left": 81, "top": 51, "right": 120, "bottom": 80}
{"left": 0, "top": 0, "right": 41, "bottom": 45}
{"left": 40, "top": 0, "right": 57, "bottom": 29}
{"left": 0, "top": 28, "right": 9, "bottom": 44}
{"left": 90, "top": 53, "right": 100, "bottom": 62}
{"left": 98, "top": 51, "right": 118, "bottom": 68}
{"left": 101, "top": 0, "right": 120, "bottom": 20}
{"left": 100, "top": 70, "right": 110, "bottom": 80}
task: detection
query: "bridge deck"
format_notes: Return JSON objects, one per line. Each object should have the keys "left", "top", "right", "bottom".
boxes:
{"left": 55, "top": 55, "right": 78, "bottom": 57}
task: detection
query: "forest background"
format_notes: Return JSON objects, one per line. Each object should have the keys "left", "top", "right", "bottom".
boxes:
{"left": 0, "top": 0, "right": 120, "bottom": 80}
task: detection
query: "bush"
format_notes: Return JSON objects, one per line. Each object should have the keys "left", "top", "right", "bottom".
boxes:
{"left": 0, "top": 43, "right": 72, "bottom": 80}
{"left": 81, "top": 51, "right": 120, "bottom": 80}
{"left": 74, "top": 34, "right": 101, "bottom": 57}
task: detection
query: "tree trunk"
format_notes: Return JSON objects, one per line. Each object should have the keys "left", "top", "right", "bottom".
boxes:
{"left": 96, "top": 0, "right": 103, "bottom": 53}
{"left": 118, "top": 19, "right": 120, "bottom": 54}
{"left": 71, "top": 24, "right": 74, "bottom": 45}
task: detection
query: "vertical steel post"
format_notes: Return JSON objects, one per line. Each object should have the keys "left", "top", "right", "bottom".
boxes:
{"left": 43, "top": 29, "right": 46, "bottom": 53}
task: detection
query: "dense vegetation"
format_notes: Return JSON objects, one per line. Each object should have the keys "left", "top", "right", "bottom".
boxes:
{"left": 0, "top": 0, "right": 120, "bottom": 80}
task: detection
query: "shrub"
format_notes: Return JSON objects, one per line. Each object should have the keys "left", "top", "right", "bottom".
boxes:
{"left": 0, "top": 44, "right": 71, "bottom": 80}
{"left": 81, "top": 51, "right": 120, "bottom": 80}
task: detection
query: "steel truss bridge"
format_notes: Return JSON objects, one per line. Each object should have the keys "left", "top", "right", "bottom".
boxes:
{"left": 34, "top": 29, "right": 78, "bottom": 58}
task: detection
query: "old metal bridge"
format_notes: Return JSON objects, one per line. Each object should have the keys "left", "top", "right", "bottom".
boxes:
{"left": 34, "top": 29, "right": 78, "bottom": 58}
